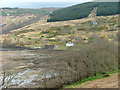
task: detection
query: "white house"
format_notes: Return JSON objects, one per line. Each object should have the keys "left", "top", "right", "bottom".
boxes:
{"left": 7, "top": 13, "right": 10, "bottom": 16}
{"left": 66, "top": 42, "right": 74, "bottom": 47}
{"left": 92, "top": 21, "right": 98, "bottom": 25}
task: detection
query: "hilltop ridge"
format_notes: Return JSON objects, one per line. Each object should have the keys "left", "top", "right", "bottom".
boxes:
{"left": 47, "top": 2, "right": 119, "bottom": 22}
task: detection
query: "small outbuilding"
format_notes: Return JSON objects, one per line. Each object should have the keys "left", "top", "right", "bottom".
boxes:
{"left": 44, "top": 45, "right": 54, "bottom": 49}
{"left": 66, "top": 42, "right": 74, "bottom": 47}
{"left": 44, "top": 44, "right": 57, "bottom": 49}
{"left": 92, "top": 21, "right": 98, "bottom": 25}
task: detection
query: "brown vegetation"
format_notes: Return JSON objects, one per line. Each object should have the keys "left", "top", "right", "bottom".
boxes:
{"left": 31, "top": 36, "right": 118, "bottom": 88}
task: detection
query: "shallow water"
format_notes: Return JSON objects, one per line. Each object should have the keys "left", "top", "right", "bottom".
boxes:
{"left": 0, "top": 48, "right": 64, "bottom": 88}
{"left": 0, "top": 49, "right": 43, "bottom": 87}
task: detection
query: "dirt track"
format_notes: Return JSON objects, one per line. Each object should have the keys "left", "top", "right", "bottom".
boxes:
{"left": 80, "top": 73, "right": 119, "bottom": 88}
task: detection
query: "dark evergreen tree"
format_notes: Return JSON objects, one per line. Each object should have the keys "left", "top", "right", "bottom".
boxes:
{"left": 47, "top": 2, "right": 119, "bottom": 22}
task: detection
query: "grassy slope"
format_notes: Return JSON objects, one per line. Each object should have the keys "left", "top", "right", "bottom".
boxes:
{"left": 48, "top": 2, "right": 119, "bottom": 22}
{"left": 1, "top": 8, "right": 59, "bottom": 34}
{"left": 2, "top": 15, "right": 118, "bottom": 48}
{"left": 64, "top": 70, "right": 119, "bottom": 88}
{"left": 1, "top": 8, "right": 59, "bottom": 16}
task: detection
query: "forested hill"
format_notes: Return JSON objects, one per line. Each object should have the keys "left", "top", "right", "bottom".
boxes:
{"left": 47, "top": 2, "right": 119, "bottom": 22}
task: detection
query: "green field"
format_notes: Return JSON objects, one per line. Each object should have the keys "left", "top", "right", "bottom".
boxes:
{"left": 64, "top": 70, "right": 119, "bottom": 88}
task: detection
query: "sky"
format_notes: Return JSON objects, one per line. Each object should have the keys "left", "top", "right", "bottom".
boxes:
{"left": 1, "top": 0, "right": 118, "bottom": 8}
{"left": 0, "top": 0, "right": 92, "bottom": 8}
{"left": 1, "top": 0, "right": 92, "bottom": 3}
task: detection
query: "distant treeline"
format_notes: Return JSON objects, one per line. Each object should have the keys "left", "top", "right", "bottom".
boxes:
{"left": 1, "top": 8, "right": 56, "bottom": 16}
{"left": 2, "top": 7, "right": 19, "bottom": 9}
{"left": 47, "top": 2, "right": 119, "bottom": 22}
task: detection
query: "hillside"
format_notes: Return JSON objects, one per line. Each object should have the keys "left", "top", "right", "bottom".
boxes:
{"left": 1, "top": 8, "right": 60, "bottom": 16}
{"left": 80, "top": 73, "right": 119, "bottom": 88}
{"left": 1, "top": 8, "right": 60, "bottom": 34}
{"left": 47, "top": 2, "right": 119, "bottom": 22}
{"left": 1, "top": 5, "right": 118, "bottom": 88}
{"left": 1, "top": 15, "right": 118, "bottom": 49}
{"left": 64, "top": 73, "right": 119, "bottom": 88}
